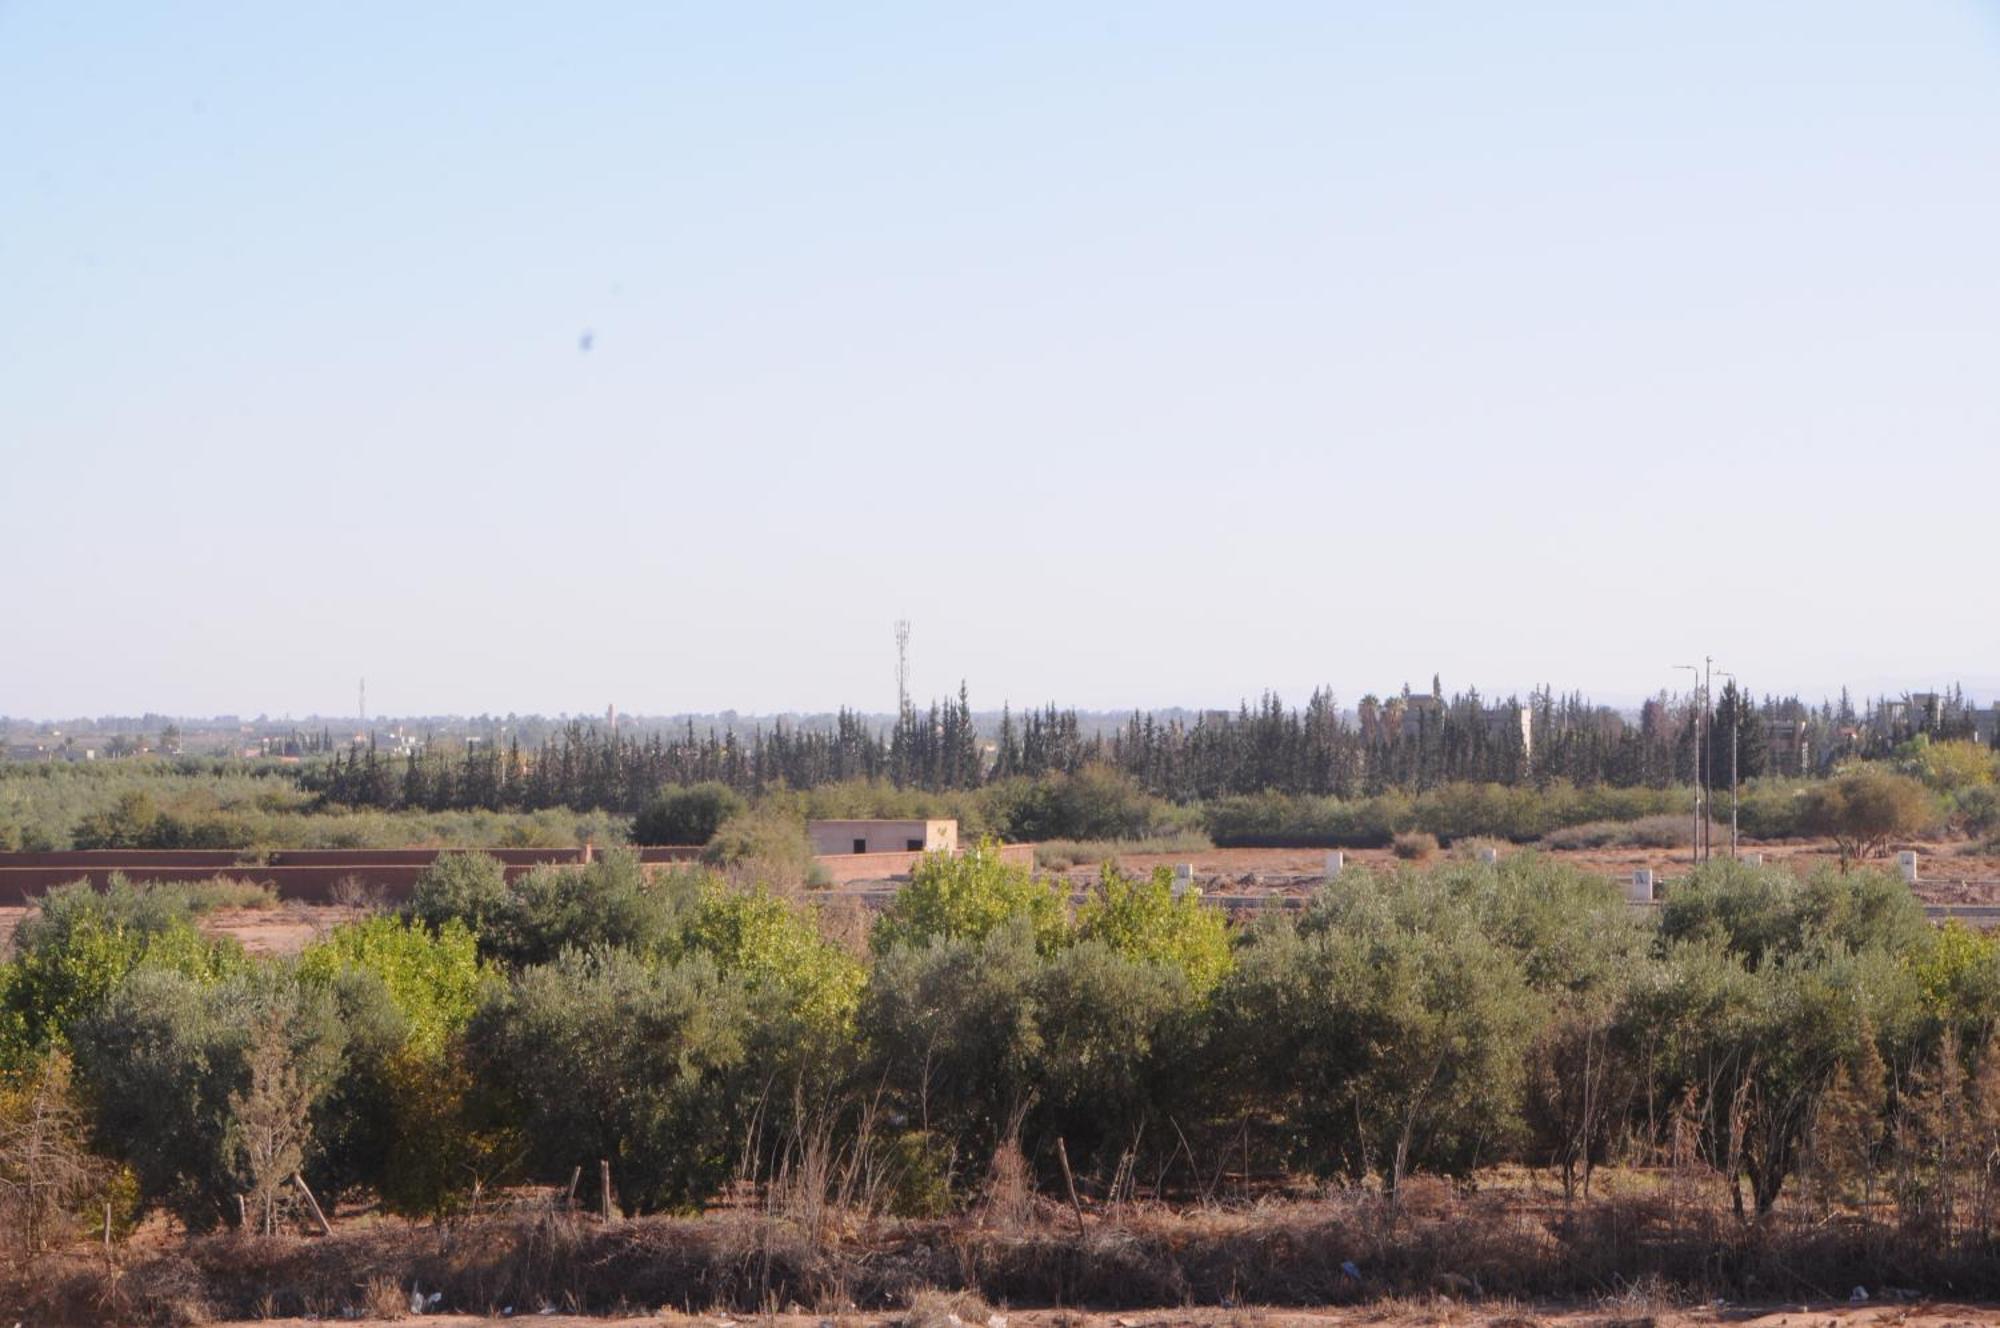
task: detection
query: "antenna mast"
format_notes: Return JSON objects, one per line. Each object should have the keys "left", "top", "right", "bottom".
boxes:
{"left": 894, "top": 620, "right": 911, "bottom": 717}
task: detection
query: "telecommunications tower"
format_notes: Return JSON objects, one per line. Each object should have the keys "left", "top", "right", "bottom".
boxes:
{"left": 895, "top": 620, "right": 911, "bottom": 717}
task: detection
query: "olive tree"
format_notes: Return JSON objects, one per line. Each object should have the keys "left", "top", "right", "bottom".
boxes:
{"left": 1800, "top": 769, "right": 1936, "bottom": 868}
{"left": 468, "top": 948, "right": 750, "bottom": 1213}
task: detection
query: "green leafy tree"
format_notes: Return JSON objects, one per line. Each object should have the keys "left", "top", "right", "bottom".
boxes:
{"left": 1025, "top": 939, "right": 1196, "bottom": 1174}
{"left": 298, "top": 915, "right": 489, "bottom": 1057}
{"left": 408, "top": 852, "right": 512, "bottom": 939}
{"left": 68, "top": 790, "right": 160, "bottom": 849}
{"left": 633, "top": 781, "right": 746, "bottom": 845}
{"left": 296, "top": 915, "right": 496, "bottom": 1207}
{"left": 417, "top": 848, "right": 698, "bottom": 969}
{"left": 681, "top": 879, "right": 863, "bottom": 1034}
{"left": 3, "top": 880, "right": 245, "bottom": 1053}
{"left": 700, "top": 807, "right": 819, "bottom": 890}
{"left": 860, "top": 920, "right": 1044, "bottom": 1182}
{"left": 72, "top": 969, "right": 345, "bottom": 1228}
{"left": 1799, "top": 768, "right": 1936, "bottom": 868}
{"left": 1074, "top": 863, "right": 1235, "bottom": 999}
{"left": 468, "top": 948, "right": 750, "bottom": 1213}
{"left": 872, "top": 840, "right": 1070, "bottom": 956}
{"left": 1218, "top": 875, "right": 1541, "bottom": 1192}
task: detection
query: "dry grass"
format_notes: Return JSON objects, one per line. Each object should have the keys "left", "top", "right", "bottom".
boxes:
{"left": 1035, "top": 834, "right": 1215, "bottom": 872}
{"left": 1391, "top": 833, "right": 1439, "bottom": 862}
{"left": 8, "top": 1186, "right": 2000, "bottom": 1326}
{"left": 904, "top": 1287, "right": 997, "bottom": 1328}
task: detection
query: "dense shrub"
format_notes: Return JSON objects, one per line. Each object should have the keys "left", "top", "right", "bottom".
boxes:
{"left": 1799, "top": 769, "right": 1940, "bottom": 865}
{"left": 682, "top": 879, "right": 865, "bottom": 1035}
{"left": 468, "top": 948, "right": 751, "bottom": 1214}
{"left": 1074, "top": 863, "right": 1235, "bottom": 999}
{"left": 1391, "top": 831, "right": 1438, "bottom": 860}
{"left": 2, "top": 880, "right": 246, "bottom": 1054}
{"left": 871, "top": 840, "right": 1070, "bottom": 956}
{"left": 71, "top": 968, "right": 345, "bottom": 1229}
{"left": 983, "top": 766, "right": 1191, "bottom": 843}
{"left": 633, "top": 781, "right": 746, "bottom": 846}
{"left": 413, "top": 848, "right": 700, "bottom": 969}
{"left": 1215, "top": 871, "right": 1540, "bottom": 1190}
{"left": 408, "top": 852, "right": 513, "bottom": 939}
{"left": 1543, "top": 813, "right": 1692, "bottom": 850}
{"left": 1659, "top": 860, "right": 1928, "bottom": 970}
{"left": 1205, "top": 783, "right": 1694, "bottom": 849}
{"left": 861, "top": 922, "right": 1045, "bottom": 1181}
{"left": 701, "top": 807, "right": 819, "bottom": 889}
{"left": 1952, "top": 784, "right": 2000, "bottom": 837}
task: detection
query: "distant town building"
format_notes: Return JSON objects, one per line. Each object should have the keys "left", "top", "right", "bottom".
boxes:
{"left": 807, "top": 818, "right": 958, "bottom": 856}
{"left": 1481, "top": 705, "right": 1533, "bottom": 761}
{"left": 1763, "top": 717, "right": 1812, "bottom": 776}
{"left": 1974, "top": 708, "right": 1999, "bottom": 748}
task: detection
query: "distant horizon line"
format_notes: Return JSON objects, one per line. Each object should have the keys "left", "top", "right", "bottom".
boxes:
{"left": 7, "top": 674, "right": 2000, "bottom": 730}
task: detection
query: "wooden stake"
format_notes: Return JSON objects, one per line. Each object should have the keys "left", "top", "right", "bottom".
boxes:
{"left": 1055, "top": 1137, "right": 1086, "bottom": 1239}
{"left": 566, "top": 1164, "right": 582, "bottom": 1210}
{"left": 292, "top": 1172, "right": 333, "bottom": 1237}
{"left": 599, "top": 1158, "right": 614, "bottom": 1222}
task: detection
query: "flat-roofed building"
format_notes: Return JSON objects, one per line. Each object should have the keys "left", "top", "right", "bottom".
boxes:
{"left": 1764, "top": 717, "right": 1812, "bottom": 776}
{"left": 808, "top": 818, "right": 958, "bottom": 856}
{"left": 1481, "top": 705, "right": 1533, "bottom": 760}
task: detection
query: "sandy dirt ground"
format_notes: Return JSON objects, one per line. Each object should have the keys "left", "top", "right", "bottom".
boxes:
{"left": 0, "top": 899, "right": 369, "bottom": 957}
{"left": 228, "top": 1303, "right": 2000, "bottom": 1327}
{"left": 1049, "top": 842, "right": 2000, "bottom": 904}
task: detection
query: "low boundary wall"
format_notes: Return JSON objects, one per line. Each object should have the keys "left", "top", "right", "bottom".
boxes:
{"left": 0, "top": 845, "right": 706, "bottom": 905}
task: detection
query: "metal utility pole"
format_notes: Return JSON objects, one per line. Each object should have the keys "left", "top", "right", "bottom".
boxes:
{"left": 1675, "top": 664, "right": 1701, "bottom": 866}
{"left": 1703, "top": 656, "right": 1714, "bottom": 861}
{"left": 1718, "top": 670, "right": 1740, "bottom": 859}
{"left": 894, "top": 620, "right": 911, "bottom": 718}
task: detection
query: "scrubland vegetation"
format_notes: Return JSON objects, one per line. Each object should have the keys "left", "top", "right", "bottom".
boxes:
{"left": 6, "top": 741, "right": 1993, "bottom": 860}
{"left": 6, "top": 840, "right": 2000, "bottom": 1319}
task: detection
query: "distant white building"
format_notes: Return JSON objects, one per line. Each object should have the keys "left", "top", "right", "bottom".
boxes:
{"left": 1481, "top": 705, "right": 1533, "bottom": 761}
{"left": 808, "top": 819, "right": 958, "bottom": 856}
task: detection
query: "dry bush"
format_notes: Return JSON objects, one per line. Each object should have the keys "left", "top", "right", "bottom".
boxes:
{"left": 813, "top": 891, "right": 873, "bottom": 958}
{"left": 1033, "top": 833, "right": 1214, "bottom": 870}
{"left": 177, "top": 876, "right": 279, "bottom": 912}
{"left": 361, "top": 1273, "right": 410, "bottom": 1319}
{"left": 0, "top": 1054, "right": 113, "bottom": 1258}
{"left": 1544, "top": 816, "right": 1691, "bottom": 851}
{"left": 15, "top": 1180, "right": 2000, "bottom": 1320}
{"left": 977, "top": 1137, "right": 1034, "bottom": 1232}
{"left": 329, "top": 874, "right": 390, "bottom": 911}
{"left": 902, "top": 1287, "right": 994, "bottom": 1328}
{"left": 1391, "top": 832, "right": 1439, "bottom": 861}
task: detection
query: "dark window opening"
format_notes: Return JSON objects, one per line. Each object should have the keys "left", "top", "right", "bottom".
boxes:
{"left": 852, "top": 838, "right": 868, "bottom": 854}
{"left": 907, "top": 838, "right": 925, "bottom": 851}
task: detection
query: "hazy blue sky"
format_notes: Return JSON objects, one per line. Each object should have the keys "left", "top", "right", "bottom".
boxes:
{"left": 5, "top": 3, "right": 1998, "bottom": 719}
